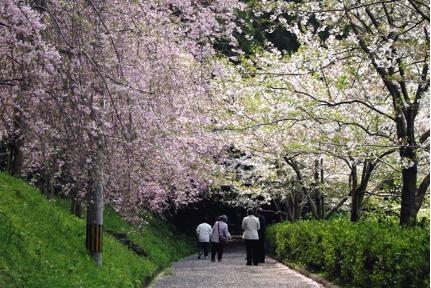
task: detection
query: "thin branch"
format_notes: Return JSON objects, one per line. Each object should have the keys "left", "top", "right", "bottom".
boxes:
{"left": 415, "top": 173, "right": 430, "bottom": 211}
{"left": 269, "top": 86, "right": 396, "bottom": 121}
{"left": 259, "top": 209, "right": 289, "bottom": 216}
{"left": 419, "top": 129, "right": 430, "bottom": 144}
{"left": 407, "top": 0, "right": 430, "bottom": 21}
{"left": 365, "top": 8, "right": 380, "bottom": 30}
{"left": 352, "top": 12, "right": 374, "bottom": 34}
{"left": 87, "top": 0, "right": 122, "bottom": 67}
{"left": 293, "top": 0, "right": 401, "bottom": 14}
{"left": 0, "top": 78, "right": 23, "bottom": 86}
{"left": 334, "top": 120, "right": 391, "bottom": 139}
{"left": 213, "top": 117, "right": 308, "bottom": 132}
{"left": 324, "top": 196, "right": 349, "bottom": 219}
{"left": 0, "top": 20, "right": 12, "bottom": 28}
{"left": 243, "top": 72, "right": 311, "bottom": 77}
{"left": 414, "top": 28, "right": 429, "bottom": 104}
{"left": 33, "top": 5, "right": 74, "bottom": 48}
{"left": 364, "top": 191, "right": 401, "bottom": 197}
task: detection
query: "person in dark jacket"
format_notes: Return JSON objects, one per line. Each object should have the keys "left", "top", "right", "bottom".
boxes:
{"left": 256, "top": 208, "right": 266, "bottom": 263}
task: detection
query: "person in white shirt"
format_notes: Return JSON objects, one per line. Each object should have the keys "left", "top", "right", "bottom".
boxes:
{"left": 242, "top": 208, "right": 260, "bottom": 266}
{"left": 196, "top": 218, "right": 212, "bottom": 259}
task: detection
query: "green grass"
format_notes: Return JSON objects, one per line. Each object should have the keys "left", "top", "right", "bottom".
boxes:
{"left": 0, "top": 172, "right": 194, "bottom": 287}
{"left": 104, "top": 208, "right": 194, "bottom": 269}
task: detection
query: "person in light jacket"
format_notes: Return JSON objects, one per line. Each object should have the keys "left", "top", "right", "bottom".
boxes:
{"left": 210, "top": 215, "right": 229, "bottom": 262}
{"left": 242, "top": 208, "right": 260, "bottom": 266}
{"left": 196, "top": 218, "right": 212, "bottom": 259}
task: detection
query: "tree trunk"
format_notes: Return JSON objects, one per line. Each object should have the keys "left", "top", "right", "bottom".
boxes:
{"left": 314, "top": 159, "right": 322, "bottom": 218}
{"left": 351, "top": 161, "right": 374, "bottom": 222}
{"left": 273, "top": 199, "right": 285, "bottom": 221}
{"left": 399, "top": 108, "right": 419, "bottom": 226}
{"left": 350, "top": 162, "right": 359, "bottom": 222}
{"left": 41, "top": 168, "right": 53, "bottom": 198}
{"left": 8, "top": 111, "right": 24, "bottom": 176}
{"left": 351, "top": 192, "right": 361, "bottom": 222}
{"left": 285, "top": 193, "right": 294, "bottom": 221}
{"left": 293, "top": 190, "right": 302, "bottom": 220}
{"left": 70, "top": 185, "right": 83, "bottom": 218}
{"left": 8, "top": 138, "right": 23, "bottom": 176}
{"left": 400, "top": 147, "right": 418, "bottom": 226}
{"left": 86, "top": 150, "right": 104, "bottom": 266}
{"left": 320, "top": 158, "right": 325, "bottom": 218}
{"left": 284, "top": 157, "right": 319, "bottom": 219}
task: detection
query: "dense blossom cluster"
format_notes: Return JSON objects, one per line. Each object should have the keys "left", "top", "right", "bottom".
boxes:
{"left": 210, "top": 0, "right": 429, "bottom": 224}
{"left": 0, "top": 0, "right": 429, "bottom": 225}
{"left": 0, "top": 0, "right": 241, "bottom": 216}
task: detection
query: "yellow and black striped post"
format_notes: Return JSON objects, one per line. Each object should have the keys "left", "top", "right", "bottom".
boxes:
{"left": 86, "top": 224, "right": 103, "bottom": 253}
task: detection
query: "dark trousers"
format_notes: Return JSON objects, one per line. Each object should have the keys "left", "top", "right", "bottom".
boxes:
{"left": 198, "top": 242, "right": 210, "bottom": 257}
{"left": 211, "top": 241, "right": 224, "bottom": 261}
{"left": 257, "top": 238, "right": 265, "bottom": 263}
{"left": 245, "top": 239, "right": 259, "bottom": 265}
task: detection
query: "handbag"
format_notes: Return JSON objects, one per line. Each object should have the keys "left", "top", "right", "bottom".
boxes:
{"left": 218, "top": 222, "right": 228, "bottom": 244}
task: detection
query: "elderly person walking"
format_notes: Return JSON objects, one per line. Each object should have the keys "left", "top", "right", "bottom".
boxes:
{"left": 210, "top": 215, "right": 229, "bottom": 262}
{"left": 242, "top": 208, "right": 260, "bottom": 266}
{"left": 196, "top": 218, "right": 212, "bottom": 259}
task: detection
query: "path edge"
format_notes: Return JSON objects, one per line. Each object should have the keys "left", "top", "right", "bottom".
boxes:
{"left": 270, "top": 256, "right": 341, "bottom": 288}
{"left": 144, "top": 253, "right": 194, "bottom": 288}
{"left": 145, "top": 265, "right": 170, "bottom": 288}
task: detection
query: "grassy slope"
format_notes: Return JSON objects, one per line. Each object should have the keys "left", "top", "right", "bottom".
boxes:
{"left": 0, "top": 173, "right": 193, "bottom": 287}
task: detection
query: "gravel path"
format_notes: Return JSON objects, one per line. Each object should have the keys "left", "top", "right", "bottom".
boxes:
{"left": 150, "top": 241, "right": 324, "bottom": 288}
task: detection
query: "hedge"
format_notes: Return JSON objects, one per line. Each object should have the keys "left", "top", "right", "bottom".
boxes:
{"left": 266, "top": 217, "right": 429, "bottom": 288}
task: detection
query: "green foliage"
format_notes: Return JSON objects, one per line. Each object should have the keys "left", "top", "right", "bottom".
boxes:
{"left": 335, "top": 75, "right": 349, "bottom": 90}
{"left": 0, "top": 172, "right": 193, "bottom": 287}
{"left": 267, "top": 217, "right": 429, "bottom": 288}
{"left": 104, "top": 208, "right": 194, "bottom": 269}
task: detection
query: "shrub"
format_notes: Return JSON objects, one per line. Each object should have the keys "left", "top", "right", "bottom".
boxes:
{"left": 266, "top": 217, "right": 429, "bottom": 288}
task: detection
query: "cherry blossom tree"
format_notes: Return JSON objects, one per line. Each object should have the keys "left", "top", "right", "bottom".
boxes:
{"left": 264, "top": 0, "right": 430, "bottom": 226}
{"left": 0, "top": 0, "right": 60, "bottom": 176}
{"left": 1, "top": 0, "right": 242, "bottom": 265}
{"left": 210, "top": 0, "right": 429, "bottom": 225}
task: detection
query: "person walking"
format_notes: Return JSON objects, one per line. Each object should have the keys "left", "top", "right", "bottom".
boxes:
{"left": 210, "top": 215, "right": 229, "bottom": 262}
{"left": 256, "top": 208, "right": 266, "bottom": 263}
{"left": 242, "top": 208, "right": 260, "bottom": 266}
{"left": 196, "top": 218, "right": 212, "bottom": 259}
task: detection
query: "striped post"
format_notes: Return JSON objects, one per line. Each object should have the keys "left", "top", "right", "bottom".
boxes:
{"left": 86, "top": 224, "right": 103, "bottom": 253}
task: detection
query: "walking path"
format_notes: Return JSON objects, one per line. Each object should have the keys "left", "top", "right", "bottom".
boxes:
{"left": 150, "top": 241, "right": 324, "bottom": 288}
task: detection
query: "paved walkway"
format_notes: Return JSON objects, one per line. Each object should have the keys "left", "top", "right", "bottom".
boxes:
{"left": 150, "top": 241, "right": 324, "bottom": 288}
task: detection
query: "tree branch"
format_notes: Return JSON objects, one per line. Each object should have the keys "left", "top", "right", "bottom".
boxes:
{"left": 408, "top": 0, "right": 430, "bottom": 21}
{"left": 283, "top": 157, "right": 320, "bottom": 219}
{"left": 324, "top": 196, "right": 349, "bottom": 219}
{"left": 415, "top": 173, "right": 430, "bottom": 212}
{"left": 414, "top": 29, "right": 429, "bottom": 105}
{"left": 269, "top": 86, "right": 396, "bottom": 121}
{"left": 419, "top": 129, "right": 430, "bottom": 144}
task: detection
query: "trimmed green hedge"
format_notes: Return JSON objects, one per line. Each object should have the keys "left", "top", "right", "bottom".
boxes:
{"left": 267, "top": 218, "right": 429, "bottom": 288}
